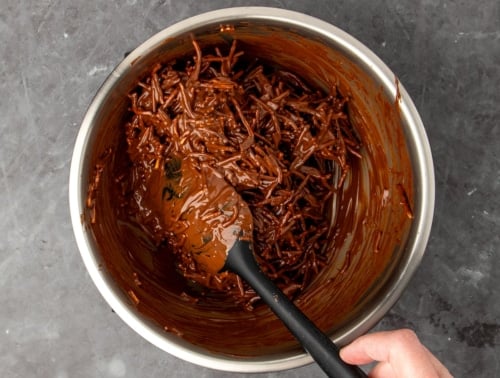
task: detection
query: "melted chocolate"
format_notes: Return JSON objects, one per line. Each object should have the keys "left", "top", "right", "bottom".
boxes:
{"left": 146, "top": 155, "right": 253, "bottom": 275}
{"left": 120, "top": 40, "right": 360, "bottom": 309}
{"left": 85, "top": 26, "right": 414, "bottom": 357}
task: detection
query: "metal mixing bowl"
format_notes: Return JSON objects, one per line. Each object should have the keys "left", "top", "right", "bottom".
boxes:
{"left": 69, "top": 7, "right": 434, "bottom": 373}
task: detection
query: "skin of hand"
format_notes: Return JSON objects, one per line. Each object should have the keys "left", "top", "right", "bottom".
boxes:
{"left": 339, "top": 329, "right": 453, "bottom": 378}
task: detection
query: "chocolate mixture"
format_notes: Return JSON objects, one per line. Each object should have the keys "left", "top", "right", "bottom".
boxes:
{"left": 120, "top": 40, "right": 360, "bottom": 310}
{"left": 85, "top": 29, "right": 415, "bottom": 355}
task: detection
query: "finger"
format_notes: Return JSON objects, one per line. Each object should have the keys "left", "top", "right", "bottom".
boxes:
{"left": 340, "top": 329, "right": 427, "bottom": 366}
{"left": 339, "top": 330, "right": 403, "bottom": 365}
{"left": 339, "top": 343, "right": 376, "bottom": 365}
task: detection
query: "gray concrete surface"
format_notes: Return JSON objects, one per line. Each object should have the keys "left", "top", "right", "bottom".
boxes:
{"left": 1, "top": 1, "right": 499, "bottom": 377}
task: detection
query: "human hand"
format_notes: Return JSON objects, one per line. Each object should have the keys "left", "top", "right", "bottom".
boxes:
{"left": 340, "top": 329, "right": 452, "bottom": 378}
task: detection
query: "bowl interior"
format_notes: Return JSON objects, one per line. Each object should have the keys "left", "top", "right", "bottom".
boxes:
{"left": 73, "top": 10, "right": 431, "bottom": 370}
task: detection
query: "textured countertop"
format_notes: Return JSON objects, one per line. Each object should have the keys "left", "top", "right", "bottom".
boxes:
{"left": 1, "top": 1, "right": 499, "bottom": 377}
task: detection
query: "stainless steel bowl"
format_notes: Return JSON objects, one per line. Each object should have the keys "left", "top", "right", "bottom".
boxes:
{"left": 69, "top": 7, "right": 434, "bottom": 373}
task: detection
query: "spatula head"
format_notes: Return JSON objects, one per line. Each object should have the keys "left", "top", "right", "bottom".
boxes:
{"left": 148, "top": 155, "right": 253, "bottom": 274}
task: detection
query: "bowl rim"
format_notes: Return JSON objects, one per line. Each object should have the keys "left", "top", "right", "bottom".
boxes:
{"left": 69, "top": 6, "right": 435, "bottom": 373}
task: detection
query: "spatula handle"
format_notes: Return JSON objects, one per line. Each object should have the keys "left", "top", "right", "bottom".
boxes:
{"left": 225, "top": 241, "right": 367, "bottom": 378}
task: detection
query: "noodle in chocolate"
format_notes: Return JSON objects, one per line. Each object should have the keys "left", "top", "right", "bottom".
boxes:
{"left": 123, "top": 40, "right": 360, "bottom": 310}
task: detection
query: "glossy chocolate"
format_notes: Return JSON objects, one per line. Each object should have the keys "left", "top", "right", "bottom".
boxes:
{"left": 84, "top": 24, "right": 414, "bottom": 357}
